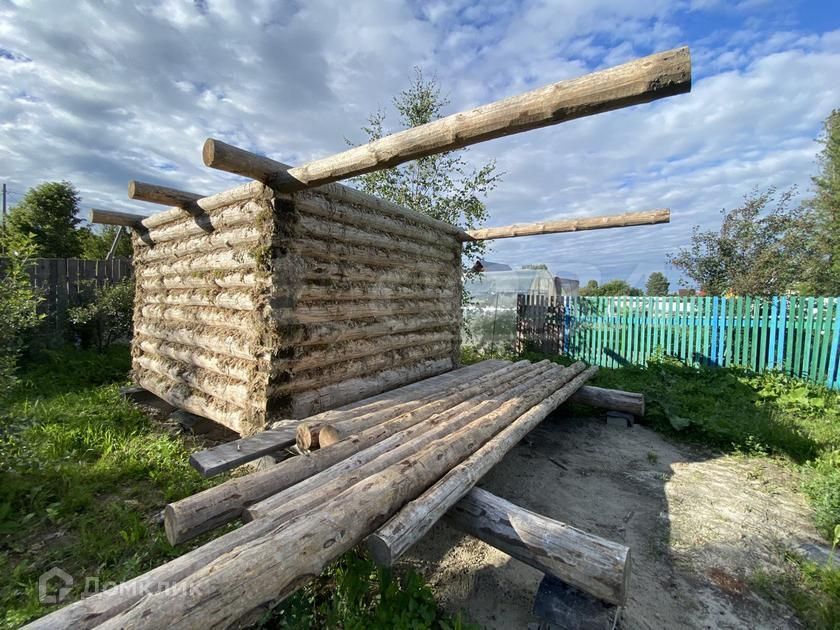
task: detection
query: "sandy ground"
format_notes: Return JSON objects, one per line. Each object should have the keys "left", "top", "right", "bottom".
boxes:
{"left": 399, "top": 412, "right": 829, "bottom": 629}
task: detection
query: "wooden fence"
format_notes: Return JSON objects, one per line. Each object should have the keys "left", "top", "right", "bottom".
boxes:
{"left": 516, "top": 294, "right": 840, "bottom": 388}
{"left": 0, "top": 257, "right": 133, "bottom": 331}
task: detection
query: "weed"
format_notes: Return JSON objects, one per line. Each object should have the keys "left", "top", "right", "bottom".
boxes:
{"left": 647, "top": 451, "right": 658, "bottom": 465}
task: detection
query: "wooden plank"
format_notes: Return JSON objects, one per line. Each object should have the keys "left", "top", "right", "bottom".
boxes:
{"left": 203, "top": 48, "right": 691, "bottom": 190}
{"left": 810, "top": 297, "right": 824, "bottom": 382}
{"left": 826, "top": 298, "right": 840, "bottom": 388}
{"left": 725, "top": 297, "right": 735, "bottom": 367}
{"left": 802, "top": 296, "right": 816, "bottom": 381}
{"left": 767, "top": 297, "right": 779, "bottom": 370}
{"left": 792, "top": 296, "right": 803, "bottom": 377}
{"left": 816, "top": 298, "right": 834, "bottom": 384}
{"left": 686, "top": 296, "right": 696, "bottom": 366}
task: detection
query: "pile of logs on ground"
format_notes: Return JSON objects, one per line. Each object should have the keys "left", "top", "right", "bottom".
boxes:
{"left": 25, "top": 358, "right": 649, "bottom": 629}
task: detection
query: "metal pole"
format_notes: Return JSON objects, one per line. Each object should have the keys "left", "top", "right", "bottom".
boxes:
{"left": 2, "top": 183, "right": 6, "bottom": 222}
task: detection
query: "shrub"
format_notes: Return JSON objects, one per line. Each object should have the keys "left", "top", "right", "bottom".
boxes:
{"left": 0, "top": 232, "right": 42, "bottom": 395}
{"left": 68, "top": 278, "right": 135, "bottom": 352}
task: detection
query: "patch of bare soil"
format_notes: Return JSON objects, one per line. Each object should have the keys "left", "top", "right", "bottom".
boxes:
{"left": 399, "top": 413, "right": 827, "bottom": 629}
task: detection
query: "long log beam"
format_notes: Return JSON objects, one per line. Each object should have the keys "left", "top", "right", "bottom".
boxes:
{"left": 446, "top": 488, "right": 631, "bottom": 605}
{"left": 366, "top": 366, "right": 598, "bottom": 567}
{"left": 128, "top": 180, "right": 204, "bottom": 210}
{"left": 461, "top": 208, "right": 670, "bottom": 242}
{"left": 89, "top": 207, "right": 149, "bottom": 227}
{"left": 203, "top": 47, "right": 690, "bottom": 191}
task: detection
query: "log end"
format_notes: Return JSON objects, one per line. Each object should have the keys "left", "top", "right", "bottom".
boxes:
{"left": 202, "top": 137, "right": 219, "bottom": 167}
{"left": 295, "top": 423, "right": 314, "bottom": 453}
{"left": 318, "top": 425, "right": 342, "bottom": 448}
{"left": 163, "top": 504, "right": 180, "bottom": 546}
{"left": 366, "top": 534, "right": 395, "bottom": 568}
{"left": 127, "top": 179, "right": 139, "bottom": 199}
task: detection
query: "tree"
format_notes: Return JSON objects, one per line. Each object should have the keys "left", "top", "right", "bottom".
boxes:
{"left": 2, "top": 181, "right": 85, "bottom": 258}
{"left": 578, "top": 279, "right": 642, "bottom": 296}
{"left": 353, "top": 69, "right": 501, "bottom": 287}
{"left": 579, "top": 280, "right": 601, "bottom": 296}
{"left": 0, "top": 232, "right": 43, "bottom": 394}
{"left": 801, "top": 109, "right": 840, "bottom": 295}
{"left": 667, "top": 188, "right": 812, "bottom": 296}
{"left": 645, "top": 272, "right": 670, "bottom": 296}
{"left": 80, "top": 225, "right": 133, "bottom": 260}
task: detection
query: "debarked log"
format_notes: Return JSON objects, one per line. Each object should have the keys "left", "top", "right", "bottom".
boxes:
{"left": 446, "top": 487, "right": 631, "bottom": 605}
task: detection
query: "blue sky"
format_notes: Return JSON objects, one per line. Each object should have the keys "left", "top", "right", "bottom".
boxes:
{"left": 1, "top": 0, "right": 838, "bottom": 289}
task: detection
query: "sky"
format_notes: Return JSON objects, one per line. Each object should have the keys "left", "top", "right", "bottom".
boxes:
{"left": 1, "top": 0, "right": 839, "bottom": 289}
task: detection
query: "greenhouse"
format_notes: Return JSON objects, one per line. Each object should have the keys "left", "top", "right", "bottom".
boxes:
{"left": 463, "top": 266, "right": 559, "bottom": 350}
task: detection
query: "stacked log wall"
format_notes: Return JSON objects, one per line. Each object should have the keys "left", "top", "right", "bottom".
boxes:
{"left": 269, "top": 185, "right": 463, "bottom": 418}
{"left": 131, "top": 194, "right": 277, "bottom": 435}
{"left": 131, "top": 183, "right": 463, "bottom": 434}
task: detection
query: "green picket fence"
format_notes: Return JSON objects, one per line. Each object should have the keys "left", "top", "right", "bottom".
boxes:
{"left": 515, "top": 294, "right": 840, "bottom": 388}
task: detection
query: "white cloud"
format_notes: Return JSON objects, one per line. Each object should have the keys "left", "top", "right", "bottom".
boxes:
{"left": 0, "top": 0, "right": 838, "bottom": 288}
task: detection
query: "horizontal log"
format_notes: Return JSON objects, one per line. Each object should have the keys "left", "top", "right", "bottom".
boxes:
{"left": 462, "top": 208, "right": 670, "bottom": 241}
{"left": 291, "top": 236, "right": 458, "bottom": 271}
{"left": 139, "top": 200, "right": 267, "bottom": 244}
{"left": 134, "top": 367, "right": 253, "bottom": 434}
{"left": 367, "top": 365, "right": 598, "bottom": 567}
{"left": 134, "top": 249, "right": 257, "bottom": 277}
{"left": 286, "top": 358, "right": 456, "bottom": 418}
{"left": 202, "top": 48, "right": 690, "bottom": 191}
{"left": 187, "top": 360, "right": 508, "bottom": 477}
{"left": 135, "top": 355, "right": 264, "bottom": 411}
{"left": 446, "top": 487, "right": 630, "bottom": 605}
{"left": 297, "top": 214, "right": 457, "bottom": 263}
{"left": 128, "top": 180, "right": 204, "bottom": 210}
{"left": 278, "top": 298, "right": 458, "bottom": 325}
{"left": 136, "top": 305, "right": 259, "bottom": 335}
{"left": 140, "top": 181, "right": 273, "bottom": 230}
{"left": 246, "top": 362, "right": 566, "bottom": 522}
{"left": 569, "top": 385, "right": 645, "bottom": 416}
{"left": 132, "top": 225, "right": 264, "bottom": 264}
{"left": 294, "top": 192, "right": 462, "bottom": 249}
{"left": 268, "top": 341, "right": 454, "bottom": 395}
{"left": 90, "top": 207, "right": 148, "bottom": 227}
{"left": 273, "top": 331, "right": 456, "bottom": 373}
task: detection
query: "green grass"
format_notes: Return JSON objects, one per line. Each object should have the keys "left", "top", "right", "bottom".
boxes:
{"left": 0, "top": 346, "right": 218, "bottom": 628}
{"left": 260, "top": 549, "right": 473, "bottom": 629}
{"left": 0, "top": 346, "right": 469, "bottom": 629}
